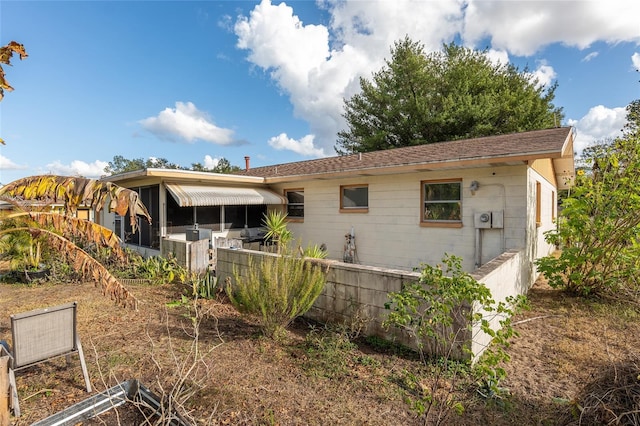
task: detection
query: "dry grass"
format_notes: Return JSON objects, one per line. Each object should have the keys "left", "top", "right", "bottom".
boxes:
{"left": 1, "top": 271, "right": 639, "bottom": 425}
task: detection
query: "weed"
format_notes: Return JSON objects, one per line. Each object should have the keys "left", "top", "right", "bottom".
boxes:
{"left": 302, "top": 326, "right": 357, "bottom": 379}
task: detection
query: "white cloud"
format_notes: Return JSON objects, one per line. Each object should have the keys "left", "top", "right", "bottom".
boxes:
{"left": 484, "top": 49, "right": 510, "bottom": 67}
{"left": 632, "top": 52, "right": 640, "bottom": 71}
{"left": 235, "top": 0, "right": 640, "bottom": 156}
{"left": 139, "top": 101, "right": 239, "bottom": 146}
{"left": 528, "top": 60, "right": 557, "bottom": 89}
{"left": 203, "top": 155, "right": 220, "bottom": 169}
{"left": 0, "top": 155, "right": 26, "bottom": 170}
{"left": 268, "top": 133, "right": 326, "bottom": 157}
{"left": 463, "top": 1, "right": 640, "bottom": 56}
{"left": 567, "top": 105, "right": 627, "bottom": 153}
{"left": 42, "top": 160, "right": 109, "bottom": 178}
{"left": 235, "top": 0, "right": 464, "bottom": 155}
{"left": 582, "top": 52, "right": 599, "bottom": 62}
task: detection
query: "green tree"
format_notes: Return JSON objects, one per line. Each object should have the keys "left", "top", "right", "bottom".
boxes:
{"left": 336, "top": 38, "right": 563, "bottom": 154}
{"left": 104, "top": 155, "right": 183, "bottom": 175}
{"left": 624, "top": 98, "right": 639, "bottom": 138}
{"left": 190, "top": 158, "right": 240, "bottom": 173}
{"left": 105, "top": 155, "right": 240, "bottom": 175}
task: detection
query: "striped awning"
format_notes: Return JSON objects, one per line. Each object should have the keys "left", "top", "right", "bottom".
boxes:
{"left": 165, "top": 183, "right": 287, "bottom": 207}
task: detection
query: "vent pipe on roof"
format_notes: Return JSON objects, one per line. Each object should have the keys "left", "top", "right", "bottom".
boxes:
{"left": 244, "top": 156, "right": 250, "bottom": 171}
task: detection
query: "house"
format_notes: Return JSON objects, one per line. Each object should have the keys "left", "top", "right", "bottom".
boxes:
{"left": 100, "top": 127, "right": 575, "bottom": 359}
{"left": 100, "top": 126, "right": 575, "bottom": 283}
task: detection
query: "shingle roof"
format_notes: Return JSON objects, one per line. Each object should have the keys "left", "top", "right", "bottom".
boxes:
{"left": 241, "top": 127, "right": 574, "bottom": 180}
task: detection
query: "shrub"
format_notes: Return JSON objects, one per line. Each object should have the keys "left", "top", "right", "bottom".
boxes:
{"left": 227, "top": 252, "right": 327, "bottom": 339}
{"left": 190, "top": 269, "right": 218, "bottom": 299}
{"left": 536, "top": 135, "right": 640, "bottom": 298}
{"left": 383, "top": 254, "right": 523, "bottom": 424}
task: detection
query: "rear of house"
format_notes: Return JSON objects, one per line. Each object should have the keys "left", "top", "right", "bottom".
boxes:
{"left": 242, "top": 127, "right": 575, "bottom": 285}
{"left": 100, "top": 127, "right": 574, "bottom": 288}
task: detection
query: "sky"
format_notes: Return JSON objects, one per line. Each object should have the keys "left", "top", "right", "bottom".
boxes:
{"left": 1, "top": 0, "right": 639, "bottom": 184}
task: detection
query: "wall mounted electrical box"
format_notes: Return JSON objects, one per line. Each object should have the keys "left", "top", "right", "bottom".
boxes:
{"left": 474, "top": 210, "right": 504, "bottom": 229}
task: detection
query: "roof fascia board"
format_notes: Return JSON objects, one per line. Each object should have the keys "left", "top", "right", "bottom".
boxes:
{"left": 103, "top": 168, "right": 266, "bottom": 185}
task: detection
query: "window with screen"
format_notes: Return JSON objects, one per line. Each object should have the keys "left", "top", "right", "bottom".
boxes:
{"left": 421, "top": 180, "right": 462, "bottom": 225}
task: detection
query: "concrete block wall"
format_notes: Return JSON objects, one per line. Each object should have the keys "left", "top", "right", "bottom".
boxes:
{"left": 217, "top": 247, "right": 529, "bottom": 361}
{"left": 217, "top": 248, "right": 421, "bottom": 350}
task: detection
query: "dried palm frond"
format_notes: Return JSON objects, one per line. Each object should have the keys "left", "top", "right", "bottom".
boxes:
{"left": 0, "top": 175, "right": 152, "bottom": 232}
{"left": 11, "top": 211, "right": 127, "bottom": 261}
{"left": 1, "top": 226, "right": 136, "bottom": 307}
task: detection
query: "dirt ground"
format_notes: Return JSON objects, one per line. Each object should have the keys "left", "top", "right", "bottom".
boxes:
{"left": 1, "top": 272, "right": 639, "bottom": 425}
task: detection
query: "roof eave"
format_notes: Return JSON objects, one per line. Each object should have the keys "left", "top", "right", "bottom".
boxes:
{"left": 553, "top": 129, "right": 576, "bottom": 190}
{"left": 261, "top": 150, "right": 567, "bottom": 183}
{"left": 102, "top": 168, "right": 267, "bottom": 185}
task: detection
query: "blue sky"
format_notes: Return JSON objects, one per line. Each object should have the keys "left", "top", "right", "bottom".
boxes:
{"left": 1, "top": 0, "right": 639, "bottom": 184}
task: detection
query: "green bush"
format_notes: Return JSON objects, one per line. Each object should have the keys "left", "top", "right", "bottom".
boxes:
{"left": 536, "top": 135, "right": 640, "bottom": 298}
{"left": 383, "top": 254, "right": 523, "bottom": 424}
{"left": 227, "top": 253, "right": 327, "bottom": 339}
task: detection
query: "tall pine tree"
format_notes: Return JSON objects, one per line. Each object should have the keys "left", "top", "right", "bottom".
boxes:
{"left": 336, "top": 37, "right": 563, "bottom": 154}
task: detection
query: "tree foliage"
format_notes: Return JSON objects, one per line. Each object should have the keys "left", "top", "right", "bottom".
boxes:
{"left": 336, "top": 38, "right": 563, "bottom": 154}
{"left": 0, "top": 40, "right": 28, "bottom": 144}
{"left": 0, "top": 41, "right": 27, "bottom": 102}
{"left": 0, "top": 175, "right": 154, "bottom": 307}
{"left": 190, "top": 158, "right": 240, "bottom": 174}
{"left": 104, "top": 155, "right": 182, "bottom": 175}
{"left": 0, "top": 174, "right": 151, "bottom": 232}
{"left": 536, "top": 100, "right": 640, "bottom": 299}
{"left": 104, "top": 155, "right": 240, "bottom": 175}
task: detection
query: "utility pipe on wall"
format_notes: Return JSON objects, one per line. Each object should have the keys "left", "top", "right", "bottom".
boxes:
{"left": 475, "top": 228, "right": 482, "bottom": 269}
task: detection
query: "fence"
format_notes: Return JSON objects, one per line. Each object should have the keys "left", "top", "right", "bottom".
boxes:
{"left": 216, "top": 248, "right": 529, "bottom": 362}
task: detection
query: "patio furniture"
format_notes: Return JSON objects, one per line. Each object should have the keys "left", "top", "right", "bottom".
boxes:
{"left": 5, "top": 302, "right": 91, "bottom": 417}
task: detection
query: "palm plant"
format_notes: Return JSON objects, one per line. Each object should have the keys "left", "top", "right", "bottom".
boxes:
{"left": 262, "top": 210, "right": 292, "bottom": 253}
{"left": 0, "top": 175, "right": 152, "bottom": 307}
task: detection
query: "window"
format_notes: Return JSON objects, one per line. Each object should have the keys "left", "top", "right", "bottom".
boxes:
{"left": 340, "top": 185, "right": 368, "bottom": 212}
{"left": 421, "top": 180, "right": 462, "bottom": 225}
{"left": 285, "top": 189, "right": 304, "bottom": 219}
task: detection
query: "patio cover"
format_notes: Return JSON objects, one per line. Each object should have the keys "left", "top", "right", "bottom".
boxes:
{"left": 165, "top": 183, "right": 287, "bottom": 207}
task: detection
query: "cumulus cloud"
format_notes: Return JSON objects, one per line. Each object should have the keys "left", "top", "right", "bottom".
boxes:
{"left": 582, "top": 52, "right": 599, "bottom": 62}
{"left": 567, "top": 105, "right": 627, "bottom": 153}
{"left": 235, "top": 0, "right": 464, "bottom": 155}
{"left": 234, "top": 0, "right": 640, "bottom": 157}
{"left": 633, "top": 52, "right": 640, "bottom": 70}
{"left": 484, "top": 49, "right": 510, "bottom": 67}
{"left": 42, "top": 159, "right": 109, "bottom": 178}
{"left": 528, "top": 60, "right": 557, "bottom": 89}
{"left": 203, "top": 155, "right": 221, "bottom": 169}
{"left": 463, "top": 0, "right": 640, "bottom": 56}
{"left": 0, "top": 155, "right": 26, "bottom": 170}
{"left": 139, "top": 102, "right": 240, "bottom": 146}
{"left": 268, "top": 133, "right": 326, "bottom": 157}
